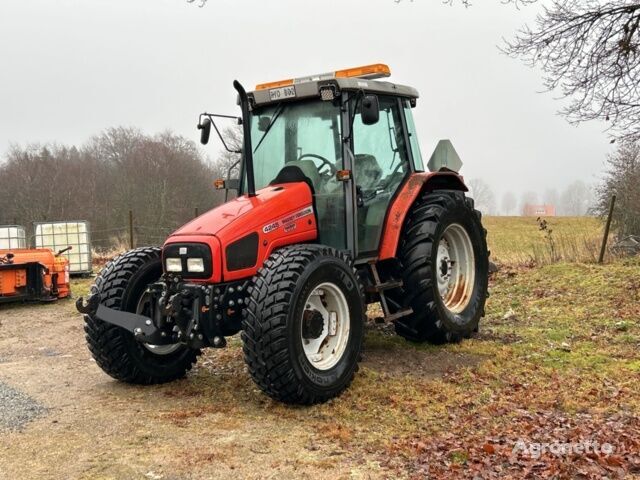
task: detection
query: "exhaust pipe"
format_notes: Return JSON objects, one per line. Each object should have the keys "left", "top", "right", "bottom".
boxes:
{"left": 233, "top": 80, "right": 256, "bottom": 197}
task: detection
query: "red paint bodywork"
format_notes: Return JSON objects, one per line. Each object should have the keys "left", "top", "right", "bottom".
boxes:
{"left": 163, "top": 171, "right": 465, "bottom": 283}
{"left": 164, "top": 182, "right": 317, "bottom": 283}
{"left": 378, "top": 171, "right": 468, "bottom": 260}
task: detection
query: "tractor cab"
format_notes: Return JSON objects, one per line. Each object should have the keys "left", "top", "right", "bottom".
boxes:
{"left": 200, "top": 64, "right": 427, "bottom": 259}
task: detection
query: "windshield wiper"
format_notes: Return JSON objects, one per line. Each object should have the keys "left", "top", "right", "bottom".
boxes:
{"left": 253, "top": 103, "right": 285, "bottom": 154}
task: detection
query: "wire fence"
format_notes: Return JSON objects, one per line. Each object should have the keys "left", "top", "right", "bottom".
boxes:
{"left": 90, "top": 226, "right": 177, "bottom": 248}
{"left": 86, "top": 209, "right": 202, "bottom": 251}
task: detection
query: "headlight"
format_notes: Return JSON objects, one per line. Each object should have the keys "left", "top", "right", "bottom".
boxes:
{"left": 163, "top": 243, "right": 212, "bottom": 278}
{"left": 187, "top": 258, "right": 205, "bottom": 273}
{"left": 165, "top": 257, "right": 182, "bottom": 272}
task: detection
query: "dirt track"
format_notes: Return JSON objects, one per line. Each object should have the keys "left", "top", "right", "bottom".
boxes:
{"left": 0, "top": 298, "right": 478, "bottom": 480}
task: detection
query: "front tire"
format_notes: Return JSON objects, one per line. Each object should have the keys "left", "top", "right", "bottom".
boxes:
{"left": 84, "top": 247, "right": 199, "bottom": 384}
{"left": 389, "top": 190, "right": 489, "bottom": 343}
{"left": 242, "top": 245, "right": 365, "bottom": 404}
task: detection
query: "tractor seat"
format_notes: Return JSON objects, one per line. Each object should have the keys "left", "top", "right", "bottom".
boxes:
{"left": 354, "top": 154, "right": 382, "bottom": 190}
{"left": 270, "top": 160, "right": 322, "bottom": 193}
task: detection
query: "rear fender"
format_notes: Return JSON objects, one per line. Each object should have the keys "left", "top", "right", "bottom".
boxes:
{"left": 378, "top": 171, "right": 468, "bottom": 260}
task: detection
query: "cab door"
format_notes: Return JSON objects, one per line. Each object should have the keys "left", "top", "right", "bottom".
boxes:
{"left": 352, "top": 96, "right": 411, "bottom": 255}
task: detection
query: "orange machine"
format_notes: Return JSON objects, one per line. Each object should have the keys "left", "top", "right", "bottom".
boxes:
{"left": 0, "top": 248, "right": 71, "bottom": 303}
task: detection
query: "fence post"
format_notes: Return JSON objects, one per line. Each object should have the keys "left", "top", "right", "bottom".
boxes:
{"left": 598, "top": 194, "right": 616, "bottom": 264}
{"left": 129, "top": 210, "right": 134, "bottom": 249}
{"left": 194, "top": 207, "right": 199, "bottom": 218}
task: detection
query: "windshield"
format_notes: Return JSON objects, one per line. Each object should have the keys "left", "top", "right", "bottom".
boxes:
{"left": 250, "top": 100, "right": 342, "bottom": 191}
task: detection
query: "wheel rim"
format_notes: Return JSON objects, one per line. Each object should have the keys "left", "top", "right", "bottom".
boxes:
{"left": 300, "top": 282, "right": 351, "bottom": 371}
{"left": 436, "top": 223, "right": 475, "bottom": 313}
{"left": 136, "top": 292, "right": 182, "bottom": 355}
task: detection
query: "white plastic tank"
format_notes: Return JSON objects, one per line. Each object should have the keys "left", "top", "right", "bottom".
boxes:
{"left": 34, "top": 221, "right": 92, "bottom": 274}
{"left": 0, "top": 225, "right": 27, "bottom": 249}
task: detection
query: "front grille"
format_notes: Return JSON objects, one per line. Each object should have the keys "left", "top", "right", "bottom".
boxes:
{"left": 163, "top": 243, "right": 213, "bottom": 279}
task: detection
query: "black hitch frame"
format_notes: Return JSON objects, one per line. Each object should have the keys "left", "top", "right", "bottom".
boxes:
{"left": 77, "top": 294, "right": 170, "bottom": 344}
{"left": 76, "top": 275, "right": 248, "bottom": 349}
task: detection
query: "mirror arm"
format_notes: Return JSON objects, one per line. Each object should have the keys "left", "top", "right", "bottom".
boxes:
{"left": 348, "top": 90, "right": 365, "bottom": 139}
{"left": 199, "top": 113, "right": 242, "bottom": 154}
{"left": 227, "top": 158, "right": 241, "bottom": 179}
{"left": 202, "top": 112, "right": 242, "bottom": 122}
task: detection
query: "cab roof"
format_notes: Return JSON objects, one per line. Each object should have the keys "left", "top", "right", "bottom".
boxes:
{"left": 247, "top": 63, "right": 419, "bottom": 109}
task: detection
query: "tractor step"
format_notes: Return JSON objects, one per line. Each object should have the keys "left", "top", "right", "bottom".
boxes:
{"left": 366, "top": 262, "right": 413, "bottom": 323}
{"left": 384, "top": 307, "right": 414, "bottom": 322}
{"left": 365, "top": 279, "right": 403, "bottom": 293}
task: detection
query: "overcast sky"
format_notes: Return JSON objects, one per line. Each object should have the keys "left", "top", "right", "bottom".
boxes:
{"left": 0, "top": 0, "right": 613, "bottom": 202}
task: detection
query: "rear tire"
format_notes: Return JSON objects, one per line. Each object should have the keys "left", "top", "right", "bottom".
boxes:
{"left": 242, "top": 245, "right": 365, "bottom": 404}
{"left": 84, "top": 247, "right": 199, "bottom": 384}
{"left": 389, "top": 190, "right": 488, "bottom": 343}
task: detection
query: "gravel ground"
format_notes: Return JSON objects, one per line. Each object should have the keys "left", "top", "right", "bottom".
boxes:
{"left": 0, "top": 381, "right": 46, "bottom": 431}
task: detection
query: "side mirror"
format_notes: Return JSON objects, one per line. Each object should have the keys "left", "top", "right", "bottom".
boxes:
{"left": 198, "top": 117, "right": 212, "bottom": 145}
{"left": 361, "top": 95, "right": 380, "bottom": 125}
{"left": 257, "top": 116, "right": 271, "bottom": 132}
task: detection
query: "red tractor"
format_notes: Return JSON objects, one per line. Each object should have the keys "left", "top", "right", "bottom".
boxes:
{"left": 78, "top": 64, "right": 488, "bottom": 404}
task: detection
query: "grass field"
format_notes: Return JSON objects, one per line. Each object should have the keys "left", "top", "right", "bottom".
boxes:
{"left": 484, "top": 216, "right": 606, "bottom": 266}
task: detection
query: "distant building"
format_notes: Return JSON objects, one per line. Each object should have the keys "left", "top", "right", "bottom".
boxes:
{"left": 523, "top": 204, "right": 556, "bottom": 217}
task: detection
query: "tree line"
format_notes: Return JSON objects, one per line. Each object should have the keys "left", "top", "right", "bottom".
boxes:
{"left": 467, "top": 139, "right": 640, "bottom": 238}
{"left": 0, "top": 127, "right": 238, "bottom": 248}
{"left": 3, "top": 124, "right": 636, "bottom": 250}
{"left": 468, "top": 178, "right": 596, "bottom": 217}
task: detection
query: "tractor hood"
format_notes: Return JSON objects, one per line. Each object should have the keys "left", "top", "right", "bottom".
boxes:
{"left": 165, "top": 181, "right": 318, "bottom": 282}
{"left": 170, "top": 182, "right": 313, "bottom": 238}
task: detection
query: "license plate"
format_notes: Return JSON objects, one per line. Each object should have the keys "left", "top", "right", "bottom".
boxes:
{"left": 269, "top": 85, "right": 296, "bottom": 101}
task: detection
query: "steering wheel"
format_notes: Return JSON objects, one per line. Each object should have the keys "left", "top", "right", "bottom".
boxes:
{"left": 381, "top": 159, "right": 407, "bottom": 191}
{"left": 297, "top": 153, "right": 337, "bottom": 175}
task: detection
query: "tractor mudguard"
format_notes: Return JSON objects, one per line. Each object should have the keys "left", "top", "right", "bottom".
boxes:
{"left": 378, "top": 171, "right": 468, "bottom": 260}
{"left": 165, "top": 181, "right": 318, "bottom": 282}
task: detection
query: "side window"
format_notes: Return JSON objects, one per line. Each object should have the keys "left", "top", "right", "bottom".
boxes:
{"left": 403, "top": 100, "right": 425, "bottom": 171}
{"left": 353, "top": 96, "right": 410, "bottom": 253}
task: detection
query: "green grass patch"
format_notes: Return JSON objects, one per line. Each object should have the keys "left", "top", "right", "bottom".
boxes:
{"left": 484, "top": 216, "right": 605, "bottom": 265}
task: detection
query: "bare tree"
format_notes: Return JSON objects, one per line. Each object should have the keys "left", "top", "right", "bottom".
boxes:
{"left": 468, "top": 178, "right": 496, "bottom": 214}
{"left": 212, "top": 125, "right": 242, "bottom": 179}
{"left": 501, "top": 191, "right": 518, "bottom": 215}
{"left": 595, "top": 140, "right": 640, "bottom": 235}
{"left": 0, "top": 129, "right": 218, "bottom": 248}
{"left": 393, "top": 1, "right": 640, "bottom": 141}
{"left": 505, "top": 1, "right": 640, "bottom": 142}
{"left": 559, "top": 180, "right": 593, "bottom": 216}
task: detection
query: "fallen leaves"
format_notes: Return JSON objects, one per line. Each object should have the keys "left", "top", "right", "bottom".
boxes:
{"left": 371, "top": 261, "right": 640, "bottom": 479}
{"left": 391, "top": 411, "right": 640, "bottom": 479}
{"left": 482, "top": 443, "right": 496, "bottom": 454}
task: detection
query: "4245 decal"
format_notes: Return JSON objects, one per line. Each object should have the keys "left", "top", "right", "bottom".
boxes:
{"left": 262, "top": 206, "right": 314, "bottom": 234}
